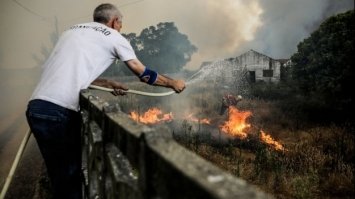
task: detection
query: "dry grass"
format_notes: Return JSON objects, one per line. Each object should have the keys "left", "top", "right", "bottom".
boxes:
{"left": 178, "top": 101, "right": 355, "bottom": 199}
{"left": 118, "top": 82, "right": 355, "bottom": 199}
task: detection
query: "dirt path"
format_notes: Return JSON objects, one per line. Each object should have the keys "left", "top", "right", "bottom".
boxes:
{"left": 0, "top": 111, "right": 28, "bottom": 188}
{"left": 0, "top": 112, "right": 46, "bottom": 199}
{"left": 0, "top": 68, "right": 42, "bottom": 198}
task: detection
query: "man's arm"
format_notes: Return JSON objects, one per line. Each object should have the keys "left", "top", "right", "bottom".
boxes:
{"left": 124, "top": 59, "right": 186, "bottom": 93}
{"left": 91, "top": 78, "right": 128, "bottom": 95}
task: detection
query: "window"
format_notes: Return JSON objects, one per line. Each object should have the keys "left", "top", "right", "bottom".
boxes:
{"left": 263, "top": 70, "right": 273, "bottom": 77}
{"left": 248, "top": 71, "right": 256, "bottom": 83}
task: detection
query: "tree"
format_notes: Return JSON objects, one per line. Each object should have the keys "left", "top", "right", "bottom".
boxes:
{"left": 32, "top": 17, "right": 60, "bottom": 66}
{"left": 130, "top": 22, "right": 197, "bottom": 73}
{"left": 291, "top": 10, "right": 354, "bottom": 120}
{"left": 103, "top": 22, "right": 197, "bottom": 76}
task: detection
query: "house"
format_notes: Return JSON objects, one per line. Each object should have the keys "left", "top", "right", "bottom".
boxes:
{"left": 198, "top": 49, "right": 289, "bottom": 84}
{"left": 233, "top": 49, "right": 288, "bottom": 83}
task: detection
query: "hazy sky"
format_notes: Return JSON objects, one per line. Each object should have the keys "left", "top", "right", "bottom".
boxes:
{"left": 0, "top": 0, "right": 353, "bottom": 70}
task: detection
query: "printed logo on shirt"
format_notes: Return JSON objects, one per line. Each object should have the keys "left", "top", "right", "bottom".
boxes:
{"left": 70, "top": 25, "right": 111, "bottom": 36}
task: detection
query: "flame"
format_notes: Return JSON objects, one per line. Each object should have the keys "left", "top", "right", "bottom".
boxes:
{"left": 186, "top": 113, "right": 211, "bottom": 125}
{"left": 219, "top": 107, "right": 251, "bottom": 139}
{"left": 129, "top": 108, "right": 173, "bottom": 124}
{"left": 260, "top": 130, "right": 285, "bottom": 151}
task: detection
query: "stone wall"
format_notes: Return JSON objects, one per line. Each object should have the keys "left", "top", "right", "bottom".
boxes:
{"left": 79, "top": 90, "right": 273, "bottom": 199}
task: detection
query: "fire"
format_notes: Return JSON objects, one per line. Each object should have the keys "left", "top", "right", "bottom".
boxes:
{"left": 260, "top": 130, "right": 285, "bottom": 151}
{"left": 219, "top": 107, "right": 251, "bottom": 139}
{"left": 130, "top": 107, "right": 285, "bottom": 151}
{"left": 129, "top": 108, "right": 173, "bottom": 124}
{"left": 186, "top": 113, "right": 211, "bottom": 125}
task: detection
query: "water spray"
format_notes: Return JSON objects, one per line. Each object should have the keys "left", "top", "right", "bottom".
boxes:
{"left": 89, "top": 59, "right": 247, "bottom": 97}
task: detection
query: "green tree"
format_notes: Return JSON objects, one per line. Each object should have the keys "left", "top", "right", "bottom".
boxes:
{"left": 127, "top": 22, "right": 197, "bottom": 73}
{"left": 103, "top": 22, "right": 197, "bottom": 76}
{"left": 291, "top": 10, "right": 354, "bottom": 120}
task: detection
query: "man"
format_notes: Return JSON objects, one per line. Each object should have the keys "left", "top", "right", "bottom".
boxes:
{"left": 26, "top": 3, "right": 185, "bottom": 199}
{"left": 220, "top": 93, "right": 242, "bottom": 115}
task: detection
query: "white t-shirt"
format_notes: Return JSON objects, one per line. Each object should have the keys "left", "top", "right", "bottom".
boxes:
{"left": 30, "top": 22, "right": 137, "bottom": 111}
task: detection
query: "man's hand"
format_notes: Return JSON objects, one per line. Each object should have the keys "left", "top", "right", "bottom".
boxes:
{"left": 171, "top": 79, "right": 186, "bottom": 93}
{"left": 107, "top": 80, "right": 129, "bottom": 96}
{"left": 154, "top": 74, "right": 186, "bottom": 93}
{"left": 91, "top": 78, "right": 128, "bottom": 96}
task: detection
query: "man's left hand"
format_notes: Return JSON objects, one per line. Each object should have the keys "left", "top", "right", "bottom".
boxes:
{"left": 91, "top": 78, "right": 128, "bottom": 96}
{"left": 107, "top": 80, "right": 128, "bottom": 96}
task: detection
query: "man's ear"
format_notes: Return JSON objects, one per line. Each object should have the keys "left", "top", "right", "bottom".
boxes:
{"left": 110, "top": 18, "right": 115, "bottom": 29}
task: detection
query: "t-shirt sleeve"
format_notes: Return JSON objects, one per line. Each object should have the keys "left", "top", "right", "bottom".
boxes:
{"left": 113, "top": 35, "right": 137, "bottom": 61}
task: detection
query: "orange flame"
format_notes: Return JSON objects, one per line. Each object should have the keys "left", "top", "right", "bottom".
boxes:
{"left": 129, "top": 108, "right": 173, "bottom": 124}
{"left": 260, "top": 130, "right": 285, "bottom": 151}
{"left": 219, "top": 107, "right": 251, "bottom": 139}
{"left": 186, "top": 113, "right": 211, "bottom": 125}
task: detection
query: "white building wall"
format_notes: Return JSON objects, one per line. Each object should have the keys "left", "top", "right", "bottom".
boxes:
{"left": 234, "top": 50, "right": 282, "bottom": 83}
{"left": 197, "top": 49, "right": 287, "bottom": 84}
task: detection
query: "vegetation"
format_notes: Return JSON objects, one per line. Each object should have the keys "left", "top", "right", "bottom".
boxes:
{"left": 32, "top": 17, "right": 60, "bottom": 67}
{"left": 176, "top": 96, "right": 355, "bottom": 199}
{"left": 247, "top": 10, "right": 354, "bottom": 125}
{"left": 117, "top": 80, "right": 354, "bottom": 198}
{"left": 290, "top": 10, "right": 353, "bottom": 123}
{"left": 179, "top": 10, "right": 355, "bottom": 198}
{"left": 102, "top": 22, "right": 197, "bottom": 76}
{"left": 112, "top": 10, "right": 355, "bottom": 199}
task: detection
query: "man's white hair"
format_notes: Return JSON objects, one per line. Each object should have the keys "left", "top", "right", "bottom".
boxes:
{"left": 93, "top": 3, "right": 122, "bottom": 23}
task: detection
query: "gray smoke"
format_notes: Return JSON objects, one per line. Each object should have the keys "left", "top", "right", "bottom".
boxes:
{"left": 236, "top": 0, "right": 354, "bottom": 59}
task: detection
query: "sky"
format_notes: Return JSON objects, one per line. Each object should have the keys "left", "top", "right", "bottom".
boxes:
{"left": 0, "top": 0, "right": 353, "bottom": 70}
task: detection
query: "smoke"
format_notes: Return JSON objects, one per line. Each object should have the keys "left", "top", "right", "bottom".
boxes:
{"left": 183, "top": 0, "right": 264, "bottom": 68}
{"left": 122, "top": 0, "right": 353, "bottom": 69}
{"left": 236, "top": 0, "right": 354, "bottom": 59}
{"left": 0, "top": 0, "right": 351, "bottom": 115}
{"left": 118, "top": 0, "right": 263, "bottom": 69}
{"left": 0, "top": 0, "right": 353, "bottom": 111}
{"left": 182, "top": 0, "right": 354, "bottom": 67}
{"left": 0, "top": 0, "right": 352, "bottom": 70}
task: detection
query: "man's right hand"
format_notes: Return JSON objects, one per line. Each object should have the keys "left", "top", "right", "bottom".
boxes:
{"left": 171, "top": 79, "right": 186, "bottom": 93}
{"left": 124, "top": 59, "right": 187, "bottom": 93}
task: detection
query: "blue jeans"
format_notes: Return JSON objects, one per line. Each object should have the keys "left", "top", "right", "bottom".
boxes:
{"left": 26, "top": 99, "right": 82, "bottom": 199}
